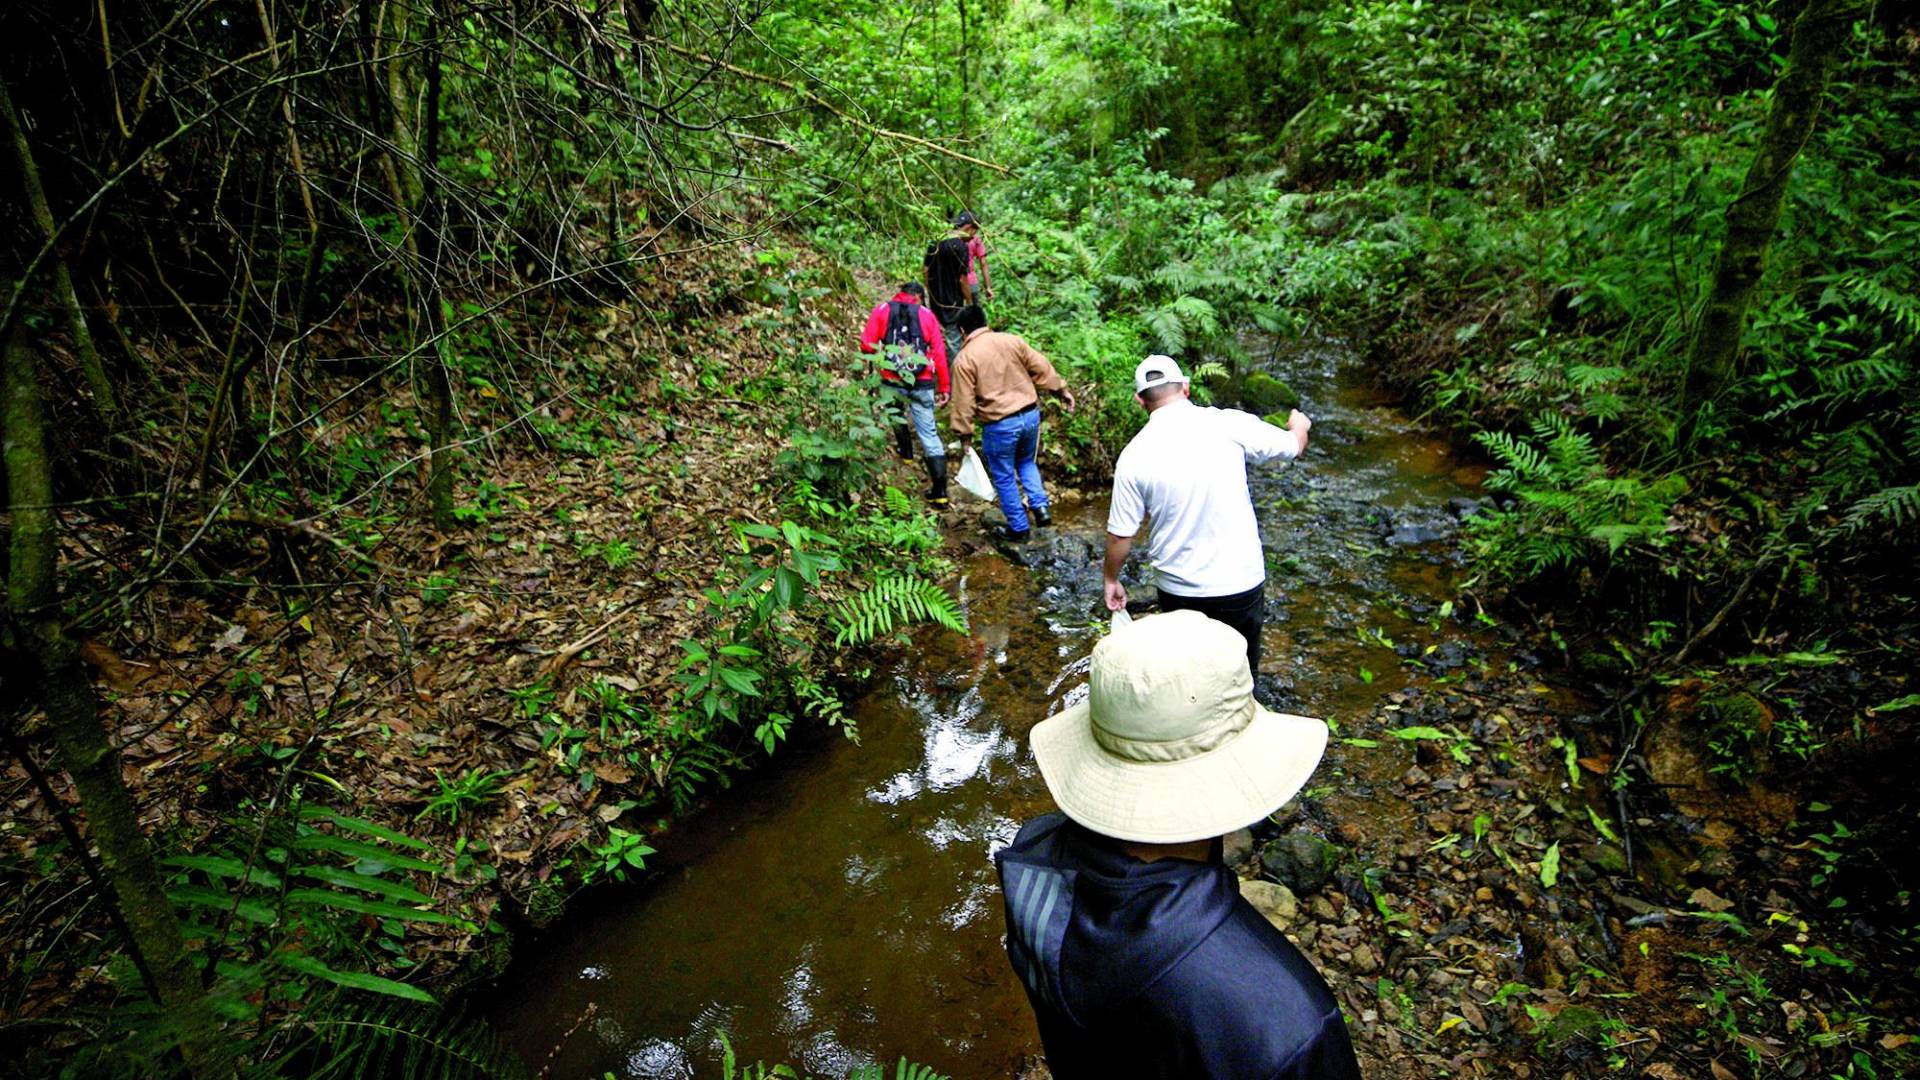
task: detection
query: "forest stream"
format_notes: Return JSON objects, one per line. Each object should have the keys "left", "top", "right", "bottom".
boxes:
{"left": 484, "top": 339, "right": 1625, "bottom": 1078}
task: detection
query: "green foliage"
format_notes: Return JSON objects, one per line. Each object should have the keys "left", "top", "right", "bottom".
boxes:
{"left": 830, "top": 574, "right": 969, "bottom": 648}
{"left": 1465, "top": 417, "right": 1687, "bottom": 584}
{"left": 415, "top": 768, "right": 513, "bottom": 825}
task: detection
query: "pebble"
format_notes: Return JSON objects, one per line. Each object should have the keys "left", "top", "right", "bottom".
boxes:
{"left": 1350, "top": 942, "right": 1380, "bottom": 974}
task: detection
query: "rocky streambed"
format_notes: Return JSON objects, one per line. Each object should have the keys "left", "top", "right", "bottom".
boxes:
{"left": 490, "top": 339, "right": 1795, "bottom": 1079}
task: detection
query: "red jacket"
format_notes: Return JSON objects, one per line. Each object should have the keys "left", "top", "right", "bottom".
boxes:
{"left": 859, "top": 293, "right": 950, "bottom": 395}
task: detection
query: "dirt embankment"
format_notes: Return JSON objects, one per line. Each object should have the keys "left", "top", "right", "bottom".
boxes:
{"left": 2, "top": 240, "right": 925, "bottom": 1016}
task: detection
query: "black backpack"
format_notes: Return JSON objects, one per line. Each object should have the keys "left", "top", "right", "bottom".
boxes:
{"left": 923, "top": 236, "right": 970, "bottom": 309}
{"left": 881, "top": 301, "right": 930, "bottom": 382}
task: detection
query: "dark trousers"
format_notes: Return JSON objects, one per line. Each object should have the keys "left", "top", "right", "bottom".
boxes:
{"left": 1158, "top": 582, "right": 1266, "bottom": 673}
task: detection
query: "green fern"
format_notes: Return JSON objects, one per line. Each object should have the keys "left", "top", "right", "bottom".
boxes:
{"left": 261, "top": 1001, "right": 528, "bottom": 1079}
{"left": 1841, "top": 484, "right": 1920, "bottom": 534}
{"left": 830, "top": 574, "right": 967, "bottom": 646}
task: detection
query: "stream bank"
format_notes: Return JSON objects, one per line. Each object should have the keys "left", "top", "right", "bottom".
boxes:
{"left": 488, "top": 335, "right": 1726, "bottom": 1078}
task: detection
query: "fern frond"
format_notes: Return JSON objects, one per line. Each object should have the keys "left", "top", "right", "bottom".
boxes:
{"left": 263, "top": 1001, "right": 529, "bottom": 1079}
{"left": 1145, "top": 307, "right": 1187, "bottom": 355}
{"left": 830, "top": 575, "right": 967, "bottom": 646}
{"left": 1842, "top": 484, "right": 1920, "bottom": 534}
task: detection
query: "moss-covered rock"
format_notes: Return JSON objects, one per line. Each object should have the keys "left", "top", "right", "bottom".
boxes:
{"left": 1240, "top": 371, "right": 1300, "bottom": 412}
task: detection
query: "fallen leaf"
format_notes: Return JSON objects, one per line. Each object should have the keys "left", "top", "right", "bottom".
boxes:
{"left": 1689, "top": 887, "right": 1734, "bottom": 913}
{"left": 1709, "top": 1061, "right": 1737, "bottom": 1080}
{"left": 1577, "top": 754, "right": 1614, "bottom": 773}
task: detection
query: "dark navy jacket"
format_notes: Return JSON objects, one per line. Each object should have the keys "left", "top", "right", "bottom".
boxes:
{"left": 995, "top": 813, "right": 1363, "bottom": 1079}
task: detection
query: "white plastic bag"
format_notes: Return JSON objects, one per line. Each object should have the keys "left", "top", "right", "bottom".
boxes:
{"left": 956, "top": 447, "right": 995, "bottom": 501}
{"left": 1109, "top": 608, "right": 1133, "bottom": 634}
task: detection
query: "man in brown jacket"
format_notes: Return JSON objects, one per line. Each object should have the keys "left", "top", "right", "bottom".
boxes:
{"left": 950, "top": 305, "right": 1076, "bottom": 541}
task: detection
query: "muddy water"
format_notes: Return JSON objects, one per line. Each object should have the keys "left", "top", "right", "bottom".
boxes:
{"left": 489, "top": 340, "right": 1515, "bottom": 1078}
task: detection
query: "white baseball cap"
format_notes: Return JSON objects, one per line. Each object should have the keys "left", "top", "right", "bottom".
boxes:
{"left": 1133, "top": 355, "right": 1190, "bottom": 395}
{"left": 1029, "top": 610, "right": 1328, "bottom": 844}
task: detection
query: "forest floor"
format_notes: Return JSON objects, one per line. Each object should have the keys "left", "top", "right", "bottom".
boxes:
{"left": 2, "top": 238, "right": 911, "bottom": 1016}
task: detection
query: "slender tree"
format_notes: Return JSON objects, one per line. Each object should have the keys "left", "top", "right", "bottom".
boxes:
{"left": 1676, "top": 0, "right": 1865, "bottom": 435}
{"left": 3, "top": 325, "right": 222, "bottom": 1077}
{"left": 0, "top": 76, "right": 119, "bottom": 424}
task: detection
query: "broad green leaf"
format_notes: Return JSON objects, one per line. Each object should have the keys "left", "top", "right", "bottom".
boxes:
{"left": 285, "top": 888, "right": 459, "bottom": 925}
{"left": 305, "top": 812, "right": 436, "bottom": 852}
{"left": 291, "top": 834, "right": 441, "bottom": 873}
{"left": 294, "top": 865, "right": 434, "bottom": 904}
{"left": 1586, "top": 806, "right": 1620, "bottom": 844}
{"left": 1539, "top": 842, "right": 1562, "bottom": 889}
{"left": 1389, "top": 726, "right": 1451, "bottom": 741}
{"left": 164, "top": 854, "right": 283, "bottom": 888}
{"left": 279, "top": 953, "right": 435, "bottom": 1003}
{"left": 170, "top": 884, "right": 278, "bottom": 925}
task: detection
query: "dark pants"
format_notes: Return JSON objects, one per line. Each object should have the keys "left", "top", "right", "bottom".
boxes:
{"left": 1158, "top": 582, "right": 1266, "bottom": 673}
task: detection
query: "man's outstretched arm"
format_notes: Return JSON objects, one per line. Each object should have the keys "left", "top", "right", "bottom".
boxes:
{"left": 1102, "top": 532, "right": 1133, "bottom": 611}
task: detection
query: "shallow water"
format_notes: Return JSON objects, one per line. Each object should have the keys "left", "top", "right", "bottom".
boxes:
{"left": 486, "top": 340, "right": 1517, "bottom": 1078}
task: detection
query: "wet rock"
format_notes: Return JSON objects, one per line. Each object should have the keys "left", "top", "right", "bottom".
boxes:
{"left": 1446, "top": 496, "right": 1484, "bottom": 520}
{"left": 1582, "top": 842, "right": 1628, "bottom": 875}
{"left": 1350, "top": 942, "right": 1380, "bottom": 974}
{"left": 1402, "top": 765, "right": 1433, "bottom": 787}
{"left": 1223, "top": 827, "right": 1256, "bottom": 869}
{"left": 1240, "top": 371, "right": 1301, "bottom": 412}
{"left": 1310, "top": 895, "right": 1339, "bottom": 922}
{"left": 1239, "top": 879, "right": 1298, "bottom": 929}
{"left": 1045, "top": 533, "right": 1095, "bottom": 567}
{"left": 1386, "top": 520, "right": 1451, "bottom": 547}
{"left": 1261, "top": 828, "right": 1338, "bottom": 895}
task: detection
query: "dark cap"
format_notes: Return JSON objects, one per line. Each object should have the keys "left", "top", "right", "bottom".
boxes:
{"left": 952, "top": 210, "right": 979, "bottom": 228}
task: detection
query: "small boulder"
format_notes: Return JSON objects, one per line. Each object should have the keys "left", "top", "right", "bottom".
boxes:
{"left": 1239, "top": 879, "right": 1299, "bottom": 930}
{"left": 1260, "top": 828, "right": 1338, "bottom": 895}
{"left": 1223, "top": 827, "right": 1256, "bottom": 869}
{"left": 1241, "top": 371, "right": 1301, "bottom": 413}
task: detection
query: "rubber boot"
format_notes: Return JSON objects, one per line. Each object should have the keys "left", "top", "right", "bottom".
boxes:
{"left": 924, "top": 455, "right": 950, "bottom": 508}
{"left": 892, "top": 421, "right": 915, "bottom": 461}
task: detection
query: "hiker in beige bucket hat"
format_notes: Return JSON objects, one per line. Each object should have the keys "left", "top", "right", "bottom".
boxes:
{"left": 994, "top": 610, "right": 1361, "bottom": 1078}
{"left": 1031, "top": 607, "right": 1329, "bottom": 843}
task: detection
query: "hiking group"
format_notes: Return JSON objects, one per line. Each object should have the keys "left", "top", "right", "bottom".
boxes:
{"left": 862, "top": 211, "right": 1360, "bottom": 1077}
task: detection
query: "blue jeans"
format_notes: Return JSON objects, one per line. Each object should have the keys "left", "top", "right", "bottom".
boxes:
{"left": 887, "top": 384, "right": 943, "bottom": 460}
{"left": 980, "top": 407, "right": 1047, "bottom": 532}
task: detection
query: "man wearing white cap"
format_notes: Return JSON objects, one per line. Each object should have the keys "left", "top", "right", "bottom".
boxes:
{"left": 995, "top": 611, "right": 1361, "bottom": 1078}
{"left": 1102, "top": 355, "right": 1311, "bottom": 672}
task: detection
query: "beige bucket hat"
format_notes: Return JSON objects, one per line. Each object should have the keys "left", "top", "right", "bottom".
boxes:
{"left": 1030, "top": 610, "right": 1328, "bottom": 844}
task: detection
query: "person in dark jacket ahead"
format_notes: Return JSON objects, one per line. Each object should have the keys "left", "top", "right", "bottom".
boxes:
{"left": 995, "top": 609, "right": 1362, "bottom": 1079}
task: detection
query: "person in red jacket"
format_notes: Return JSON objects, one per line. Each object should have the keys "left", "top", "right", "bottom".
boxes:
{"left": 859, "top": 282, "right": 952, "bottom": 506}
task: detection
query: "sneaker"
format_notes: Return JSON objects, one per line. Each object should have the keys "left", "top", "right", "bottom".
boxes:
{"left": 1030, "top": 506, "right": 1052, "bottom": 527}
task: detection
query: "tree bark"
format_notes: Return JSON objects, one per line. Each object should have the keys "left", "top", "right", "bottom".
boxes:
{"left": 1676, "top": 0, "right": 1862, "bottom": 433}
{"left": 419, "top": 0, "right": 457, "bottom": 530}
{"left": 3, "top": 327, "right": 221, "bottom": 1076}
{"left": 0, "top": 76, "right": 120, "bottom": 425}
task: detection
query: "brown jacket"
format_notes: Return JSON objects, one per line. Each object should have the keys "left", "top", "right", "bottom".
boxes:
{"left": 950, "top": 329, "right": 1067, "bottom": 436}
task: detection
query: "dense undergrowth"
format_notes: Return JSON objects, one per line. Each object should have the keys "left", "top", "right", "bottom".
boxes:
{"left": 911, "top": 0, "right": 1918, "bottom": 1075}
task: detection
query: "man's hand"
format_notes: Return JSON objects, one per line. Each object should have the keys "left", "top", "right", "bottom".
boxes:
{"left": 935, "top": 392, "right": 950, "bottom": 407}
{"left": 1103, "top": 578, "right": 1128, "bottom": 612}
{"left": 1061, "top": 386, "right": 1078, "bottom": 414}
{"left": 1287, "top": 408, "right": 1312, "bottom": 455}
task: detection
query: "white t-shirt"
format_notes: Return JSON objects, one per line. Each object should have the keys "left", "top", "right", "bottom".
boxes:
{"left": 1107, "top": 398, "right": 1303, "bottom": 597}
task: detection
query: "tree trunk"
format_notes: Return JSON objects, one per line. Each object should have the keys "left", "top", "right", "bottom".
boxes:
{"left": 3, "top": 327, "right": 222, "bottom": 1076}
{"left": 419, "top": 0, "right": 457, "bottom": 530}
{"left": 1676, "top": 0, "right": 1861, "bottom": 434}
{"left": 0, "top": 76, "right": 120, "bottom": 425}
